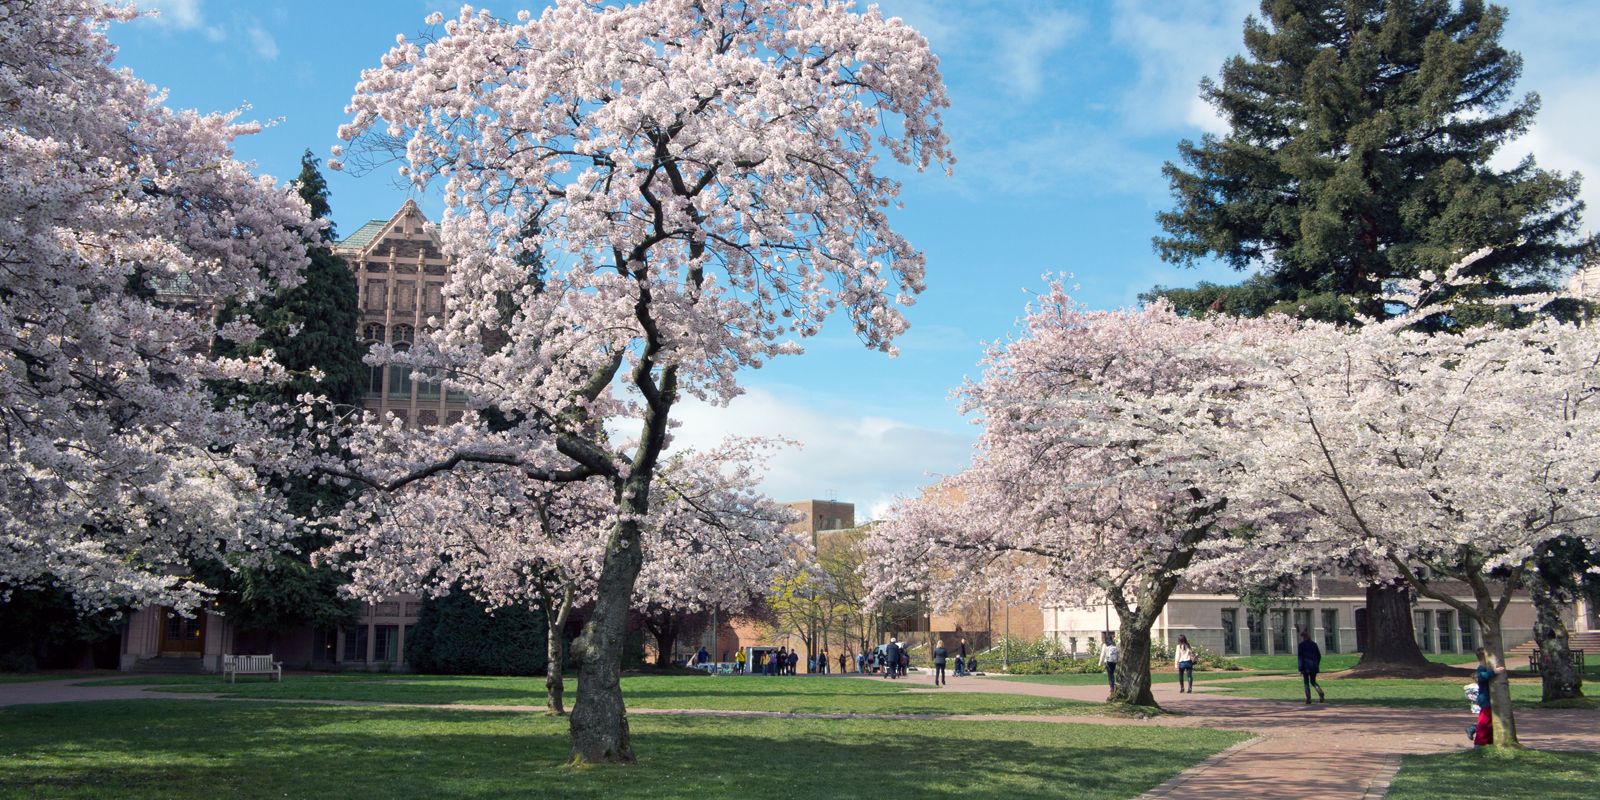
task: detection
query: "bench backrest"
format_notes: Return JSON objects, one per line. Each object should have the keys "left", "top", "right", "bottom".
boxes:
{"left": 223, "top": 655, "right": 276, "bottom": 670}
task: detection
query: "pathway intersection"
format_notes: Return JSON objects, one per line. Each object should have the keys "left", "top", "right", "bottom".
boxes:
{"left": 1, "top": 671, "right": 1595, "bottom": 800}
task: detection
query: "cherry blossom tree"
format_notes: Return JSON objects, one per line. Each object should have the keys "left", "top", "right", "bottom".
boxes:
{"left": 324, "top": 433, "right": 796, "bottom": 715}
{"left": 331, "top": 0, "right": 948, "bottom": 762}
{"left": 864, "top": 288, "right": 1291, "bottom": 707}
{"left": 0, "top": 0, "right": 315, "bottom": 611}
{"left": 1217, "top": 311, "right": 1600, "bottom": 748}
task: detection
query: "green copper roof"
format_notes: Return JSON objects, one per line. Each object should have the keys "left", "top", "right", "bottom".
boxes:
{"left": 338, "top": 219, "right": 389, "bottom": 252}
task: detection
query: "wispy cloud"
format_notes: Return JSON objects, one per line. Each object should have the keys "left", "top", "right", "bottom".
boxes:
{"left": 1109, "top": 0, "right": 1256, "bottom": 135}
{"left": 137, "top": 0, "right": 204, "bottom": 29}
{"left": 664, "top": 386, "right": 974, "bottom": 523}
{"left": 247, "top": 25, "right": 279, "bottom": 60}
{"left": 995, "top": 10, "right": 1082, "bottom": 99}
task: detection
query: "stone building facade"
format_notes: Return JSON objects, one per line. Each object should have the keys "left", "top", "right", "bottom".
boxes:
{"left": 118, "top": 202, "right": 463, "bottom": 672}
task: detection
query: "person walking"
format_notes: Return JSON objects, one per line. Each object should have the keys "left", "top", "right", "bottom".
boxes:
{"left": 883, "top": 638, "right": 901, "bottom": 680}
{"left": 956, "top": 638, "right": 969, "bottom": 676}
{"left": 898, "top": 647, "right": 910, "bottom": 678}
{"left": 788, "top": 649, "right": 799, "bottom": 676}
{"left": 734, "top": 648, "right": 747, "bottom": 675}
{"left": 1174, "top": 635, "right": 1196, "bottom": 693}
{"left": 1298, "top": 631, "right": 1325, "bottom": 703}
{"left": 931, "top": 640, "right": 949, "bottom": 686}
{"left": 1099, "top": 635, "right": 1120, "bottom": 693}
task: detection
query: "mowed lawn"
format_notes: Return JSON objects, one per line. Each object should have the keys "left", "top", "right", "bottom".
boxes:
{"left": 76, "top": 673, "right": 1089, "bottom": 716}
{"left": 991, "top": 670, "right": 1289, "bottom": 687}
{"left": 0, "top": 701, "right": 1246, "bottom": 800}
{"left": 1201, "top": 675, "right": 1558, "bottom": 709}
{"left": 1388, "top": 749, "right": 1600, "bottom": 800}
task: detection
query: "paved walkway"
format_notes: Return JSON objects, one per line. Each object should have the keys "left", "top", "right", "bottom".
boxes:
{"left": 2, "top": 672, "right": 1596, "bottom": 800}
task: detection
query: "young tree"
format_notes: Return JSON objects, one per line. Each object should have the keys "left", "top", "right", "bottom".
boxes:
{"left": 330, "top": 1, "right": 948, "bottom": 762}
{"left": 864, "top": 290, "right": 1290, "bottom": 708}
{"left": 1218, "top": 305, "right": 1600, "bottom": 748}
{"left": 1155, "top": 0, "right": 1594, "bottom": 321}
{"left": 0, "top": 0, "right": 315, "bottom": 611}
{"left": 324, "top": 436, "right": 796, "bottom": 714}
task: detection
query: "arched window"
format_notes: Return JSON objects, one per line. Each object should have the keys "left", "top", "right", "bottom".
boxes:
{"left": 391, "top": 324, "right": 414, "bottom": 344}
{"left": 387, "top": 341, "right": 413, "bottom": 399}
{"left": 362, "top": 324, "right": 385, "bottom": 395}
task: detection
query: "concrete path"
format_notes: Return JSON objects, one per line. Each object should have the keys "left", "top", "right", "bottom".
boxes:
{"left": 2, "top": 672, "right": 1596, "bottom": 800}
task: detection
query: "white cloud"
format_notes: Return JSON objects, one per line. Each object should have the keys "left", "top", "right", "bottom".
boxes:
{"left": 952, "top": 122, "right": 1162, "bottom": 199}
{"left": 247, "top": 25, "right": 278, "bottom": 60}
{"left": 664, "top": 387, "right": 974, "bottom": 524}
{"left": 1109, "top": 0, "right": 1257, "bottom": 135}
{"left": 995, "top": 10, "right": 1082, "bottom": 99}
{"left": 138, "top": 0, "right": 204, "bottom": 29}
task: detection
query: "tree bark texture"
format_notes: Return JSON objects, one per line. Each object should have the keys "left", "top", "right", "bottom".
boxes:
{"left": 1529, "top": 569, "right": 1583, "bottom": 702}
{"left": 567, "top": 505, "right": 646, "bottom": 764}
{"left": 1356, "top": 582, "right": 1430, "bottom": 669}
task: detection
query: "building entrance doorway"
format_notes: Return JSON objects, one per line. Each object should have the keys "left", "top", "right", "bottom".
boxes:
{"left": 159, "top": 608, "right": 205, "bottom": 656}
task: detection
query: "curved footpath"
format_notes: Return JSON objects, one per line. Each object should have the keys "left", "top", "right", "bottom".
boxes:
{"left": 1, "top": 672, "right": 1595, "bottom": 800}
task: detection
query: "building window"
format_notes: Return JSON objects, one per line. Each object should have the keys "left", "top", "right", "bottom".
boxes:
{"left": 1246, "top": 611, "right": 1265, "bottom": 655}
{"left": 1321, "top": 609, "right": 1339, "bottom": 654}
{"left": 1220, "top": 609, "right": 1239, "bottom": 655}
{"left": 1270, "top": 609, "right": 1289, "bottom": 654}
{"left": 388, "top": 343, "right": 413, "bottom": 399}
{"left": 417, "top": 367, "right": 441, "bottom": 400}
{"left": 342, "top": 625, "right": 368, "bottom": 662}
{"left": 1437, "top": 610, "right": 1455, "bottom": 653}
{"left": 1293, "top": 608, "right": 1312, "bottom": 639}
{"left": 1414, "top": 610, "right": 1434, "bottom": 653}
{"left": 312, "top": 628, "right": 338, "bottom": 663}
{"left": 374, "top": 625, "right": 399, "bottom": 662}
{"left": 1459, "top": 615, "right": 1478, "bottom": 652}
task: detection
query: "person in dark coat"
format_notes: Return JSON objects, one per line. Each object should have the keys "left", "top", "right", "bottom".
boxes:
{"left": 931, "top": 640, "right": 949, "bottom": 686}
{"left": 1297, "top": 631, "right": 1325, "bottom": 703}
{"left": 883, "top": 638, "right": 901, "bottom": 679}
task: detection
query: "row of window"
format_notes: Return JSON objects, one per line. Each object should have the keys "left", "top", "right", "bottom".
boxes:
{"left": 363, "top": 279, "right": 445, "bottom": 313}
{"left": 1414, "top": 608, "right": 1478, "bottom": 654}
{"left": 314, "top": 624, "right": 413, "bottom": 664}
{"left": 1220, "top": 608, "right": 1341, "bottom": 655}
{"left": 359, "top": 323, "right": 465, "bottom": 403}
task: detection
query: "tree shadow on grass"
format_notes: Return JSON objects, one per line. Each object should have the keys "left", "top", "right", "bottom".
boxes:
{"left": 0, "top": 701, "right": 1240, "bottom": 800}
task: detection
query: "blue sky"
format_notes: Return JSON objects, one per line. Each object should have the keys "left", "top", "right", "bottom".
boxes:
{"left": 115, "top": 0, "right": 1600, "bottom": 518}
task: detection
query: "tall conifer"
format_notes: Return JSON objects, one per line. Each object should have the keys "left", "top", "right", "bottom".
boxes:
{"left": 1153, "top": 0, "right": 1594, "bottom": 322}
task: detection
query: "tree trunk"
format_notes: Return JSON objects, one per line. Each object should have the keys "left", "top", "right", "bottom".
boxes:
{"left": 567, "top": 508, "right": 646, "bottom": 765}
{"left": 1111, "top": 600, "right": 1159, "bottom": 707}
{"left": 650, "top": 620, "right": 678, "bottom": 668}
{"left": 1529, "top": 570, "right": 1583, "bottom": 702}
{"left": 545, "top": 585, "right": 574, "bottom": 716}
{"left": 1355, "top": 582, "right": 1430, "bottom": 669}
{"left": 1476, "top": 610, "right": 1520, "bottom": 748}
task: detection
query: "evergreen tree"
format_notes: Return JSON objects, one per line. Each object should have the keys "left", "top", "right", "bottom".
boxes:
{"left": 1150, "top": 1, "right": 1600, "bottom": 671}
{"left": 206, "top": 150, "right": 367, "bottom": 635}
{"left": 1153, "top": 0, "right": 1594, "bottom": 322}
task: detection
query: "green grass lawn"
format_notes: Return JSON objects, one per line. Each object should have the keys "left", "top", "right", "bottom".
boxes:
{"left": 1219, "top": 652, "right": 1476, "bottom": 672}
{"left": 76, "top": 673, "right": 1090, "bottom": 716}
{"left": 0, "top": 700, "right": 1246, "bottom": 800}
{"left": 0, "top": 672, "right": 118, "bottom": 684}
{"left": 1387, "top": 749, "right": 1600, "bottom": 800}
{"left": 1202, "top": 676, "right": 1559, "bottom": 709}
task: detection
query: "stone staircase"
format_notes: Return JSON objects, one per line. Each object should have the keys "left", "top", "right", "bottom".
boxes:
{"left": 131, "top": 657, "right": 205, "bottom": 675}
{"left": 1504, "top": 631, "right": 1598, "bottom": 665}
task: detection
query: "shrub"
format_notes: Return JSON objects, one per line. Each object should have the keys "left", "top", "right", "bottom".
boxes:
{"left": 405, "top": 592, "right": 547, "bottom": 676}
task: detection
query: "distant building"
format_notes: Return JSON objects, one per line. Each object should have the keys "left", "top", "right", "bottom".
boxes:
{"left": 118, "top": 202, "right": 462, "bottom": 672}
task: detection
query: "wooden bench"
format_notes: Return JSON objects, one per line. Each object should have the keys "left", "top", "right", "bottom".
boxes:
{"left": 1527, "top": 648, "right": 1585, "bottom": 675}
{"left": 222, "top": 654, "right": 282, "bottom": 683}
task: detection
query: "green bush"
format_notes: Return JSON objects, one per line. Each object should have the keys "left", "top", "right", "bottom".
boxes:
{"left": 404, "top": 593, "right": 547, "bottom": 676}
